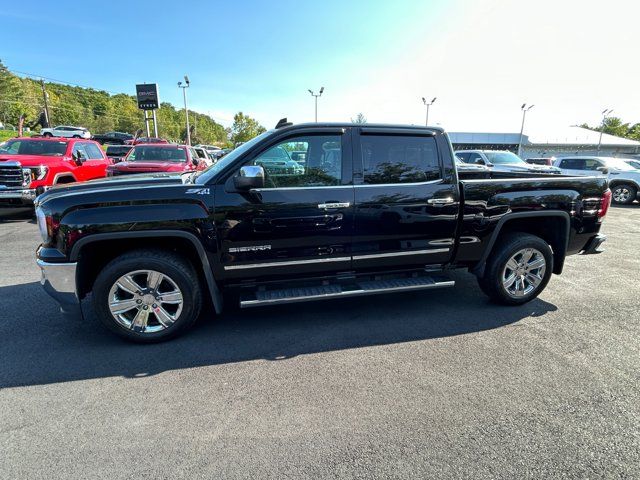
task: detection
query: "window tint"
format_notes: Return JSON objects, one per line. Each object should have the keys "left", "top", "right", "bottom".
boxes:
{"left": 361, "top": 135, "right": 440, "bottom": 184}
{"left": 466, "top": 152, "right": 484, "bottom": 164}
{"left": 72, "top": 143, "right": 89, "bottom": 159}
{"left": 84, "top": 143, "right": 104, "bottom": 159}
{"left": 250, "top": 135, "right": 342, "bottom": 188}
{"left": 584, "top": 159, "right": 602, "bottom": 170}
{"left": 560, "top": 158, "right": 586, "bottom": 169}
{"left": 456, "top": 152, "right": 470, "bottom": 162}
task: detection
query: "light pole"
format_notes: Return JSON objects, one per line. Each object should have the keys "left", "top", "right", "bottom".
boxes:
{"left": 422, "top": 97, "right": 437, "bottom": 126}
{"left": 308, "top": 87, "right": 324, "bottom": 122}
{"left": 518, "top": 103, "right": 534, "bottom": 156}
{"left": 178, "top": 75, "right": 191, "bottom": 145}
{"left": 598, "top": 108, "right": 613, "bottom": 154}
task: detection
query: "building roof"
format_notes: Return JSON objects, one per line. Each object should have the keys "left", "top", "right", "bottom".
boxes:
{"left": 449, "top": 126, "right": 640, "bottom": 147}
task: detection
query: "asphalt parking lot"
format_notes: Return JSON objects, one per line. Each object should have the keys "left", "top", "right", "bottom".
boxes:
{"left": 1, "top": 206, "right": 639, "bottom": 479}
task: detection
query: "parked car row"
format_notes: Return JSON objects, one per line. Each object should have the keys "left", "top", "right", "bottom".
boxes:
{"left": 455, "top": 149, "right": 640, "bottom": 205}
{"left": 0, "top": 137, "right": 213, "bottom": 210}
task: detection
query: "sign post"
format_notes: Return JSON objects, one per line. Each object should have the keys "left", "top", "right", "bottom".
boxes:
{"left": 136, "top": 83, "right": 160, "bottom": 138}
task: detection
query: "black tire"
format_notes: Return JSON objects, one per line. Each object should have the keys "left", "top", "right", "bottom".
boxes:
{"left": 611, "top": 183, "right": 637, "bottom": 205}
{"left": 477, "top": 233, "right": 553, "bottom": 306}
{"left": 43, "top": 132, "right": 52, "bottom": 137}
{"left": 92, "top": 249, "right": 202, "bottom": 343}
{"left": 72, "top": 135, "right": 81, "bottom": 138}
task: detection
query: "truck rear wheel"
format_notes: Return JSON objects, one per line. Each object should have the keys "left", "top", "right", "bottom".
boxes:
{"left": 477, "top": 233, "right": 553, "bottom": 305}
{"left": 92, "top": 249, "right": 202, "bottom": 343}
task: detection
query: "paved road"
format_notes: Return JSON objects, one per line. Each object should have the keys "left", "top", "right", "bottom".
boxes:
{"left": 1, "top": 207, "right": 639, "bottom": 479}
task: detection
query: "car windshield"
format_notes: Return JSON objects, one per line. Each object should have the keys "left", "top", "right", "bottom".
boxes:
{"left": 484, "top": 151, "right": 526, "bottom": 165}
{"left": 194, "top": 130, "right": 274, "bottom": 184}
{"left": 605, "top": 158, "right": 637, "bottom": 171}
{"left": 128, "top": 146, "right": 187, "bottom": 162}
{"left": 0, "top": 139, "right": 67, "bottom": 156}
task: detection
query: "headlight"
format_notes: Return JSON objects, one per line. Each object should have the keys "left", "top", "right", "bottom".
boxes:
{"left": 22, "top": 165, "right": 48, "bottom": 185}
{"left": 36, "top": 207, "right": 50, "bottom": 243}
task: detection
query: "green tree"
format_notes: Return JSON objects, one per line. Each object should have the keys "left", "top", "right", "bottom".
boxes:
{"left": 229, "top": 112, "right": 266, "bottom": 145}
{"left": 351, "top": 113, "right": 367, "bottom": 124}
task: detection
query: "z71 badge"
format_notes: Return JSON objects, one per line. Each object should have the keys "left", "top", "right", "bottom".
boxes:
{"left": 229, "top": 245, "right": 272, "bottom": 253}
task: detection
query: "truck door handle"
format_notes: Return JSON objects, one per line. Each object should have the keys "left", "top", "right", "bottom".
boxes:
{"left": 427, "top": 197, "right": 455, "bottom": 205}
{"left": 318, "top": 202, "right": 351, "bottom": 209}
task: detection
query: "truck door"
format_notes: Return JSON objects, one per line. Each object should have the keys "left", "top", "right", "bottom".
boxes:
{"left": 352, "top": 128, "right": 460, "bottom": 270}
{"left": 214, "top": 128, "right": 354, "bottom": 279}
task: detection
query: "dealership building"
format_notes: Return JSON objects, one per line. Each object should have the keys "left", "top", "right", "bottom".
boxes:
{"left": 449, "top": 126, "right": 640, "bottom": 159}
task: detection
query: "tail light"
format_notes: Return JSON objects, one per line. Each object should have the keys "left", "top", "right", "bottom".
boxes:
{"left": 597, "top": 189, "right": 612, "bottom": 219}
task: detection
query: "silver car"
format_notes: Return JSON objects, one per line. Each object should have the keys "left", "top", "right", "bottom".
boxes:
{"left": 40, "top": 125, "right": 91, "bottom": 139}
{"left": 553, "top": 156, "right": 640, "bottom": 205}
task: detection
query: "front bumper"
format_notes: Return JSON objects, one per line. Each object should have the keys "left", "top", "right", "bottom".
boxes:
{"left": 37, "top": 259, "right": 82, "bottom": 317}
{"left": 581, "top": 234, "right": 607, "bottom": 255}
{"left": 0, "top": 187, "right": 37, "bottom": 205}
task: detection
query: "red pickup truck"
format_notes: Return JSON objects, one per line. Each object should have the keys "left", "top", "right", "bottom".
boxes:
{"left": 106, "top": 144, "right": 207, "bottom": 176}
{"left": 0, "top": 137, "right": 111, "bottom": 209}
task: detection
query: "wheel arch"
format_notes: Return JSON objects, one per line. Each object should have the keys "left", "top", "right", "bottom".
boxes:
{"left": 53, "top": 173, "right": 77, "bottom": 184}
{"left": 472, "top": 211, "right": 570, "bottom": 277}
{"left": 71, "top": 230, "right": 223, "bottom": 314}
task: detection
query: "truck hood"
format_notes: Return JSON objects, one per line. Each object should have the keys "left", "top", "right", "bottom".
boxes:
{"left": 36, "top": 172, "right": 186, "bottom": 205}
{"left": 111, "top": 161, "right": 187, "bottom": 172}
{"left": 0, "top": 154, "right": 67, "bottom": 166}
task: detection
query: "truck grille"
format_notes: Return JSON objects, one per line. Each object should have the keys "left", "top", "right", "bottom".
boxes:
{"left": 0, "top": 162, "right": 25, "bottom": 188}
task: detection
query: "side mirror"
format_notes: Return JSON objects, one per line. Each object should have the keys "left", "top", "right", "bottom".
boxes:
{"left": 72, "top": 150, "right": 85, "bottom": 166}
{"left": 597, "top": 166, "right": 609, "bottom": 174}
{"left": 234, "top": 165, "right": 265, "bottom": 190}
{"left": 486, "top": 162, "right": 494, "bottom": 167}
{"left": 192, "top": 158, "right": 199, "bottom": 166}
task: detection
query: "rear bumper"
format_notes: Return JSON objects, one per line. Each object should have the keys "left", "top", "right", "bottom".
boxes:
{"left": 581, "top": 234, "right": 607, "bottom": 255}
{"left": 0, "top": 187, "right": 37, "bottom": 205}
{"left": 36, "top": 259, "right": 82, "bottom": 317}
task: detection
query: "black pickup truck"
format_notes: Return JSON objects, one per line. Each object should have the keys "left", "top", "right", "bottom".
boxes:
{"left": 35, "top": 122, "right": 611, "bottom": 342}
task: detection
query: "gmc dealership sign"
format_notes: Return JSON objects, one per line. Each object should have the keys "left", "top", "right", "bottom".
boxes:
{"left": 136, "top": 84, "right": 160, "bottom": 110}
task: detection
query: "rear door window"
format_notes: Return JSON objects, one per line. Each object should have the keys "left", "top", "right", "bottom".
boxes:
{"left": 84, "top": 143, "right": 104, "bottom": 159}
{"left": 360, "top": 135, "right": 440, "bottom": 184}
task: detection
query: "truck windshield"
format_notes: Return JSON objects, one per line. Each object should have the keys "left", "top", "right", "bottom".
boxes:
{"left": 128, "top": 146, "right": 187, "bottom": 162}
{"left": 194, "top": 130, "right": 274, "bottom": 184}
{"left": 0, "top": 139, "right": 67, "bottom": 156}
{"left": 484, "top": 151, "right": 526, "bottom": 165}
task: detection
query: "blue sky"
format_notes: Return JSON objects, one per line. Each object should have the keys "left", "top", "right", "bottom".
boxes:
{"left": 2, "top": 0, "right": 639, "bottom": 131}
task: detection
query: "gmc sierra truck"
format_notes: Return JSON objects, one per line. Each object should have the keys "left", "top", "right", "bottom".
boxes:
{"left": 35, "top": 122, "right": 610, "bottom": 343}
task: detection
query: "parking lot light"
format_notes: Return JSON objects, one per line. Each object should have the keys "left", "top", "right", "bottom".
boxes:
{"left": 518, "top": 103, "right": 535, "bottom": 156}
{"left": 598, "top": 108, "right": 614, "bottom": 154}
{"left": 308, "top": 87, "right": 324, "bottom": 122}
{"left": 422, "top": 97, "right": 437, "bottom": 126}
{"left": 178, "top": 76, "right": 191, "bottom": 145}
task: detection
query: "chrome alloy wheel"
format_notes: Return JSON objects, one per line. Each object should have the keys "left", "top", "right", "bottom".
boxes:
{"left": 501, "top": 248, "right": 546, "bottom": 298}
{"left": 612, "top": 186, "right": 631, "bottom": 203}
{"left": 108, "top": 270, "right": 184, "bottom": 333}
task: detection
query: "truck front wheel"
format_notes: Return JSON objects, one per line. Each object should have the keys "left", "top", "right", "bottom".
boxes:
{"left": 92, "top": 249, "right": 202, "bottom": 343}
{"left": 477, "top": 233, "right": 553, "bottom": 306}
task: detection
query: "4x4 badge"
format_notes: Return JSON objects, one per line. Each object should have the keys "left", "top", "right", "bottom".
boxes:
{"left": 185, "top": 188, "right": 210, "bottom": 195}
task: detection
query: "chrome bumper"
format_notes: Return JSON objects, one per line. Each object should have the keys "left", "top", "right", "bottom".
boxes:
{"left": 37, "top": 259, "right": 81, "bottom": 316}
{"left": 581, "top": 234, "right": 607, "bottom": 255}
{"left": 0, "top": 188, "right": 37, "bottom": 201}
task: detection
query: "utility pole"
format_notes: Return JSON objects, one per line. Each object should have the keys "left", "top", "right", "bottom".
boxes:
{"left": 598, "top": 108, "right": 613, "bottom": 154}
{"left": 40, "top": 79, "right": 51, "bottom": 127}
{"left": 178, "top": 75, "right": 191, "bottom": 145}
{"left": 308, "top": 87, "right": 324, "bottom": 122}
{"left": 422, "top": 97, "right": 437, "bottom": 126}
{"left": 518, "top": 103, "right": 534, "bottom": 156}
